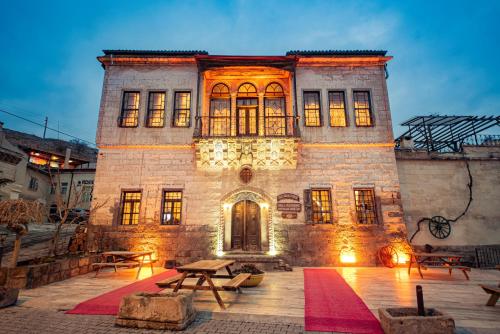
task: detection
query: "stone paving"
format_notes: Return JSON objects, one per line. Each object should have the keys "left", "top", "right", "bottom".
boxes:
{"left": 0, "top": 307, "right": 309, "bottom": 334}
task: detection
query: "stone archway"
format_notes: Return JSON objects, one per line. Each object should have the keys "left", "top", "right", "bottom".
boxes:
{"left": 219, "top": 188, "right": 274, "bottom": 253}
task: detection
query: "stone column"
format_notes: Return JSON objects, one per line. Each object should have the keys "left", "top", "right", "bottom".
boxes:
{"left": 258, "top": 93, "right": 265, "bottom": 136}
{"left": 230, "top": 93, "right": 237, "bottom": 136}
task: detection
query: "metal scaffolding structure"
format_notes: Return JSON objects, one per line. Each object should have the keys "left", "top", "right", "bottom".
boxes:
{"left": 395, "top": 115, "right": 500, "bottom": 152}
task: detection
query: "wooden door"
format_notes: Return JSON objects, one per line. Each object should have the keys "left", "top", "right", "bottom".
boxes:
{"left": 231, "top": 200, "right": 261, "bottom": 251}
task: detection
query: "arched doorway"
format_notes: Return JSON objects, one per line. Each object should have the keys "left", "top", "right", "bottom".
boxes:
{"left": 231, "top": 200, "right": 261, "bottom": 251}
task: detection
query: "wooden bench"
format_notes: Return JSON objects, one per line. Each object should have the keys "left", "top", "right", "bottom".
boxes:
{"left": 420, "top": 264, "right": 471, "bottom": 280}
{"left": 156, "top": 273, "right": 185, "bottom": 288}
{"left": 222, "top": 273, "right": 251, "bottom": 291}
{"left": 480, "top": 284, "right": 500, "bottom": 306}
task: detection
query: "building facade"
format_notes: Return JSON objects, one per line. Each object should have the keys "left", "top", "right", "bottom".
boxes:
{"left": 90, "top": 50, "right": 407, "bottom": 266}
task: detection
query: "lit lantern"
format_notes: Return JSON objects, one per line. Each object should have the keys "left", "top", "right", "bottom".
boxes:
{"left": 340, "top": 249, "right": 357, "bottom": 264}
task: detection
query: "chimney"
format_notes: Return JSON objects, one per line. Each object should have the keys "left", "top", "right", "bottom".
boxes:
{"left": 63, "top": 148, "right": 71, "bottom": 169}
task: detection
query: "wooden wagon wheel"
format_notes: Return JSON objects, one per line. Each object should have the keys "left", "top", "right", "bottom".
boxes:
{"left": 378, "top": 245, "right": 398, "bottom": 268}
{"left": 428, "top": 216, "right": 451, "bottom": 239}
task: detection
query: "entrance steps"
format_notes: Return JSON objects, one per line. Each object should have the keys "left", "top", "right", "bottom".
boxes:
{"left": 220, "top": 252, "right": 292, "bottom": 271}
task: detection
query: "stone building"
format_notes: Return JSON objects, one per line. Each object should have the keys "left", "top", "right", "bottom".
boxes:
{"left": 90, "top": 50, "right": 407, "bottom": 266}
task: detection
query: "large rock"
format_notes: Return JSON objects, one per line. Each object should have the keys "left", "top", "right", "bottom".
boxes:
{"left": 115, "top": 292, "right": 196, "bottom": 330}
{"left": 379, "top": 307, "right": 455, "bottom": 334}
{"left": 0, "top": 287, "right": 19, "bottom": 308}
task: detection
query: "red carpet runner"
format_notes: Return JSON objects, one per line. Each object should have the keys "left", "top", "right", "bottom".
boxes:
{"left": 304, "top": 268, "right": 383, "bottom": 333}
{"left": 66, "top": 269, "right": 178, "bottom": 315}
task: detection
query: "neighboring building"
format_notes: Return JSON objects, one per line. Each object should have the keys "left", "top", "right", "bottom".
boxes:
{"left": 0, "top": 123, "right": 97, "bottom": 209}
{"left": 91, "top": 50, "right": 406, "bottom": 266}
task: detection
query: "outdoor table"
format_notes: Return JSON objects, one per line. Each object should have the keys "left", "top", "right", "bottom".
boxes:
{"left": 408, "top": 252, "right": 470, "bottom": 280}
{"left": 94, "top": 251, "right": 154, "bottom": 279}
{"left": 157, "top": 259, "right": 249, "bottom": 309}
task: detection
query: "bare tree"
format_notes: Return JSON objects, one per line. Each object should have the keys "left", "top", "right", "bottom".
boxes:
{"left": 46, "top": 168, "right": 107, "bottom": 256}
{"left": 0, "top": 199, "right": 44, "bottom": 267}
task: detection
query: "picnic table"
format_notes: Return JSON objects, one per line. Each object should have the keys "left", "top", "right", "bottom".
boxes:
{"left": 408, "top": 252, "right": 471, "bottom": 280}
{"left": 156, "top": 259, "right": 251, "bottom": 309}
{"left": 93, "top": 251, "right": 155, "bottom": 279}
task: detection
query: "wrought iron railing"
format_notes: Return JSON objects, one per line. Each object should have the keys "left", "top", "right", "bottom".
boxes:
{"left": 475, "top": 246, "right": 500, "bottom": 268}
{"left": 462, "top": 134, "right": 500, "bottom": 147}
{"left": 193, "top": 115, "right": 301, "bottom": 138}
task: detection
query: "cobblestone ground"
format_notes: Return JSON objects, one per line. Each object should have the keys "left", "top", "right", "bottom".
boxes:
{"left": 0, "top": 307, "right": 312, "bottom": 334}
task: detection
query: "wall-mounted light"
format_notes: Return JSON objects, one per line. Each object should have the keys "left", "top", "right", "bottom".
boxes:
{"left": 260, "top": 202, "right": 269, "bottom": 209}
{"left": 340, "top": 249, "right": 357, "bottom": 264}
{"left": 223, "top": 203, "right": 231, "bottom": 210}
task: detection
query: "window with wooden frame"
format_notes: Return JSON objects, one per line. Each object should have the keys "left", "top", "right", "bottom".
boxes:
{"left": 354, "top": 188, "right": 377, "bottom": 224}
{"left": 328, "top": 91, "right": 348, "bottom": 127}
{"left": 304, "top": 188, "right": 333, "bottom": 224}
{"left": 353, "top": 91, "right": 373, "bottom": 127}
{"left": 237, "top": 83, "right": 259, "bottom": 136}
{"left": 264, "top": 82, "right": 286, "bottom": 136}
{"left": 209, "top": 83, "right": 231, "bottom": 136}
{"left": 28, "top": 177, "right": 38, "bottom": 191}
{"left": 119, "top": 91, "right": 140, "bottom": 127}
{"left": 146, "top": 92, "right": 166, "bottom": 127}
{"left": 120, "top": 191, "right": 141, "bottom": 225}
{"left": 303, "top": 91, "right": 322, "bottom": 126}
{"left": 172, "top": 91, "right": 191, "bottom": 127}
{"left": 161, "top": 190, "right": 182, "bottom": 225}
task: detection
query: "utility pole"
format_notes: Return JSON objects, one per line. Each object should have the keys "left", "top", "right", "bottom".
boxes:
{"left": 43, "top": 117, "right": 48, "bottom": 138}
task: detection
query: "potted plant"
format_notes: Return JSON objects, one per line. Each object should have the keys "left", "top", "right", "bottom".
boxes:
{"left": 233, "top": 264, "right": 265, "bottom": 287}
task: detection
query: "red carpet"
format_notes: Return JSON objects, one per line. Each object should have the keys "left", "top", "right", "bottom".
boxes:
{"left": 66, "top": 269, "right": 178, "bottom": 315}
{"left": 304, "top": 268, "right": 383, "bottom": 333}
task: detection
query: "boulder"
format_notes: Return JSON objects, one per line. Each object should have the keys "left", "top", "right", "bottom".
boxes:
{"left": 115, "top": 292, "right": 196, "bottom": 330}
{"left": 0, "top": 287, "right": 19, "bottom": 308}
{"left": 379, "top": 307, "right": 455, "bottom": 334}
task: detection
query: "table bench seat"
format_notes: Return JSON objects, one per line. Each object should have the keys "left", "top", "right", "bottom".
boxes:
{"left": 222, "top": 273, "right": 251, "bottom": 290}
{"left": 420, "top": 265, "right": 470, "bottom": 270}
{"left": 480, "top": 284, "right": 500, "bottom": 306}
{"left": 156, "top": 274, "right": 185, "bottom": 288}
{"left": 92, "top": 262, "right": 138, "bottom": 267}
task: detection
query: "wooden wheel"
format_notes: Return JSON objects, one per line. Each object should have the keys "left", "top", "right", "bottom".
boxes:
{"left": 378, "top": 245, "right": 398, "bottom": 268}
{"left": 428, "top": 216, "right": 451, "bottom": 239}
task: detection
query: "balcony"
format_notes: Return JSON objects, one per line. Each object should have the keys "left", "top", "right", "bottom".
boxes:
{"left": 193, "top": 116, "right": 300, "bottom": 170}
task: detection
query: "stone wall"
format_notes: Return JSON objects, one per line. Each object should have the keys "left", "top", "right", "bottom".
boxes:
{"left": 396, "top": 146, "right": 500, "bottom": 247}
{"left": 0, "top": 254, "right": 100, "bottom": 289}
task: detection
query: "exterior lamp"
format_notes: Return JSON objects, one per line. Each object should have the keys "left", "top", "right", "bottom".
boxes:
{"left": 340, "top": 249, "right": 357, "bottom": 264}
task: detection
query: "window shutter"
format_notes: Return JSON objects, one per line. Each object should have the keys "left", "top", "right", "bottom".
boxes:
{"left": 304, "top": 189, "right": 312, "bottom": 224}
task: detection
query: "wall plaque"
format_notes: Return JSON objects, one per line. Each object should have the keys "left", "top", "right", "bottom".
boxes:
{"left": 277, "top": 202, "right": 302, "bottom": 212}
{"left": 282, "top": 212, "right": 297, "bottom": 219}
{"left": 277, "top": 193, "right": 300, "bottom": 202}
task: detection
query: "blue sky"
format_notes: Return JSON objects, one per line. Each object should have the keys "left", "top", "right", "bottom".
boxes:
{"left": 1, "top": 0, "right": 499, "bottom": 144}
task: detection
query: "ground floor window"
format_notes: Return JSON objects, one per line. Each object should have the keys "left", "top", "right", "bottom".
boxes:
{"left": 120, "top": 191, "right": 141, "bottom": 225}
{"left": 161, "top": 190, "right": 182, "bottom": 225}
{"left": 354, "top": 188, "right": 377, "bottom": 224}
{"left": 304, "top": 188, "right": 333, "bottom": 223}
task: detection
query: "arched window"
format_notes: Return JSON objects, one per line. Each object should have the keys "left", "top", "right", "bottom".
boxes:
{"left": 236, "top": 83, "right": 258, "bottom": 136}
{"left": 264, "top": 82, "right": 286, "bottom": 136}
{"left": 209, "top": 83, "right": 231, "bottom": 136}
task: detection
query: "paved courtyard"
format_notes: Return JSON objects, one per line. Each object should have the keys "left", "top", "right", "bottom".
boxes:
{"left": 1, "top": 266, "right": 499, "bottom": 333}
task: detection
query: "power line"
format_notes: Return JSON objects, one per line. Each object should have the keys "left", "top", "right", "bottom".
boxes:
{"left": 0, "top": 108, "right": 96, "bottom": 146}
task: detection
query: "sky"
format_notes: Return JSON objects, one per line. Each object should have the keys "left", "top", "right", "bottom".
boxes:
{"left": 1, "top": 0, "right": 499, "bottom": 145}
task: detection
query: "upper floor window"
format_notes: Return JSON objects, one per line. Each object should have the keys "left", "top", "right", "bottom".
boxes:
{"left": 146, "top": 92, "right": 166, "bottom": 127}
{"left": 264, "top": 83, "right": 286, "bottom": 136}
{"left": 120, "top": 190, "right": 141, "bottom": 225}
{"left": 329, "top": 91, "right": 347, "bottom": 127}
{"left": 353, "top": 91, "right": 373, "bottom": 127}
{"left": 28, "top": 177, "right": 38, "bottom": 191}
{"left": 304, "top": 188, "right": 333, "bottom": 224}
{"left": 354, "top": 188, "right": 377, "bottom": 224}
{"left": 119, "top": 91, "right": 140, "bottom": 127}
{"left": 173, "top": 91, "right": 191, "bottom": 127}
{"left": 237, "top": 83, "right": 258, "bottom": 136}
{"left": 161, "top": 190, "right": 183, "bottom": 225}
{"left": 61, "top": 182, "right": 68, "bottom": 195}
{"left": 209, "top": 83, "right": 231, "bottom": 136}
{"left": 303, "top": 91, "right": 321, "bottom": 127}
{"left": 82, "top": 185, "right": 93, "bottom": 202}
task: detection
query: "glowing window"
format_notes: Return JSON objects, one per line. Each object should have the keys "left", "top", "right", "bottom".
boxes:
{"left": 119, "top": 92, "right": 140, "bottom": 127}
{"left": 173, "top": 92, "right": 191, "bottom": 127}
{"left": 303, "top": 91, "right": 321, "bottom": 127}
{"left": 209, "top": 84, "right": 231, "bottom": 136}
{"left": 354, "top": 188, "right": 377, "bottom": 224}
{"left": 120, "top": 191, "right": 141, "bottom": 225}
{"left": 146, "top": 92, "right": 165, "bottom": 127}
{"left": 162, "top": 190, "right": 182, "bottom": 225}
{"left": 311, "top": 189, "right": 332, "bottom": 223}
{"left": 353, "top": 91, "right": 373, "bottom": 127}
{"left": 237, "top": 83, "right": 258, "bottom": 97}
{"left": 329, "top": 91, "right": 347, "bottom": 127}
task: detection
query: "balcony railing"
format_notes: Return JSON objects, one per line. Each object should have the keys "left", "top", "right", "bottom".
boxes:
{"left": 193, "top": 115, "right": 300, "bottom": 138}
{"left": 462, "top": 134, "right": 500, "bottom": 147}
